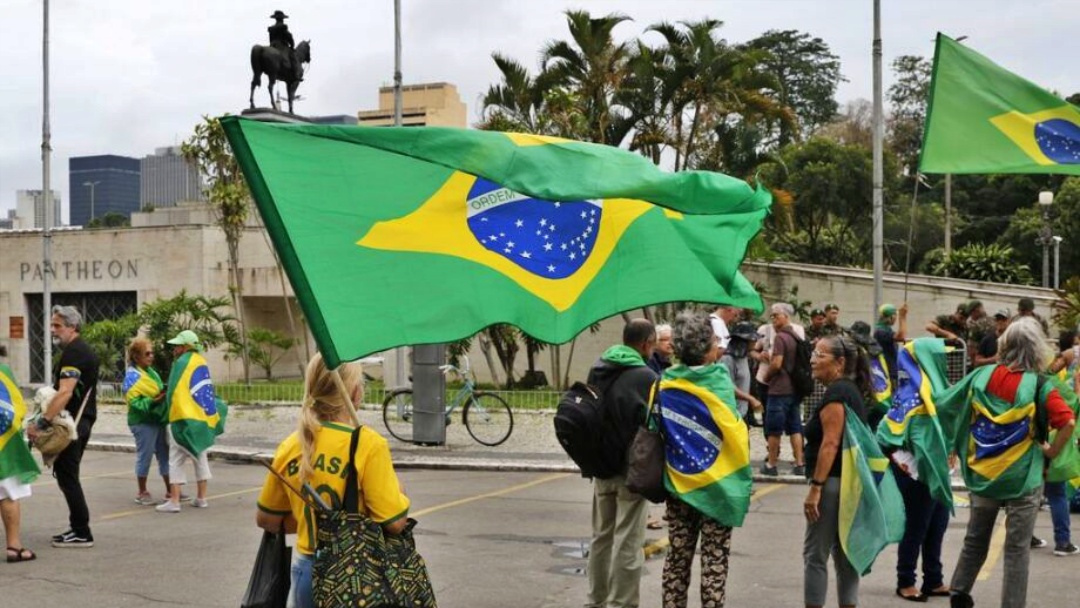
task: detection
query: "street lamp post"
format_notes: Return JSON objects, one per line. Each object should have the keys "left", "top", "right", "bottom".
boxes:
{"left": 83, "top": 180, "right": 100, "bottom": 224}
{"left": 1053, "top": 235, "right": 1063, "bottom": 290}
{"left": 1037, "top": 190, "right": 1054, "bottom": 288}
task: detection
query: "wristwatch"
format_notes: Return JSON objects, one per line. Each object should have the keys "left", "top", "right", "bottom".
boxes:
{"left": 808, "top": 478, "right": 825, "bottom": 487}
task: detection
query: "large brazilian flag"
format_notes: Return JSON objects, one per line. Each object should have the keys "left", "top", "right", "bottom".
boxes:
{"left": 167, "top": 352, "right": 226, "bottom": 456}
{"left": 0, "top": 364, "right": 40, "bottom": 483}
{"left": 221, "top": 117, "right": 771, "bottom": 368}
{"left": 936, "top": 366, "right": 1054, "bottom": 499}
{"left": 920, "top": 33, "right": 1080, "bottom": 175}
{"left": 840, "top": 407, "right": 905, "bottom": 575}
{"left": 658, "top": 364, "right": 751, "bottom": 527}
{"left": 875, "top": 339, "right": 954, "bottom": 510}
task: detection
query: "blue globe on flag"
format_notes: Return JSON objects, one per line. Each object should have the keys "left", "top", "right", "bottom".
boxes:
{"left": 0, "top": 384, "right": 13, "bottom": 436}
{"left": 465, "top": 177, "right": 602, "bottom": 279}
{"left": 1035, "top": 119, "right": 1080, "bottom": 164}
{"left": 189, "top": 366, "right": 217, "bottom": 417}
{"left": 660, "top": 389, "right": 723, "bottom": 475}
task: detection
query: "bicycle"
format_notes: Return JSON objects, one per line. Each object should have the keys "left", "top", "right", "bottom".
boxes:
{"left": 382, "top": 356, "right": 514, "bottom": 446}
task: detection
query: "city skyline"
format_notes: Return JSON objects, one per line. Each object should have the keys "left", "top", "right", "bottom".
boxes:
{"left": 3, "top": 0, "right": 1079, "bottom": 220}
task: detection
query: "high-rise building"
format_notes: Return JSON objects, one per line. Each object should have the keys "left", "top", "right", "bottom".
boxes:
{"left": 69, "top": 155, "right": 140, "bottom": 226}
{"left": 357, "top": 82, "right": 467, "bottom": 127}
{"left": 13, "top": 189, "right": 62, "bottom": 229}
{"left": 140, "top": 146, "right": 204, "bottom": 209}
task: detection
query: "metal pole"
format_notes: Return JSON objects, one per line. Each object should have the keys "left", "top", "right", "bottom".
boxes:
{"left": 1054, "top": 237, "right": 1061, "bottom": 290}
{"left": 944, "top": 173, "right": 952, "bottom": 256}
{"left": 42, "top": 0, "right": 53, "bottom": 382}
{"left": 1042, "top": 208, "right": 1050, "bottom": 288}
{"left": 871, "top": 0, "right": 884, "bottom": 318}
{"left": 392, "top": 0, "right": 406, "bottom": 390}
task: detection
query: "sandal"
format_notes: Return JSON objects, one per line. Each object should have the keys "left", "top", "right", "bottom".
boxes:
{"left": 895, "top": 588, "right": 927, "bottom": 602}
{"left": 924, "top": 586, "right": 951, "bottom": 597}
{"left": 6, "top": 546, "right": 36, "bottom": 563}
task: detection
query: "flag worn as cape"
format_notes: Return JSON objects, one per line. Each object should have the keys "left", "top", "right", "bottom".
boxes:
{"left": 0, "top": 364, "right": 40, "bottom": 483}
{"left": 839, "top": 406, "right": 905, "bottom": 575}
{"left": 920, "top": 33, "right": 1080, "bottom": 175}
{"left": 936, "top": 366, "right": 1048, "bottom": 499}
{"left": 875, "top": 338, "right": 954, "bottom": 510}
{"left": 658, "top": 364, "right": 751, "bottom": 527}
{"left": 1044, "top": 374, "right": 1080, "bottom": 483}
{"left": 123, "top": 365, "right": 166, "bottom": 426}
{"left": 167, "top": 351, "right": 226, "bottom": 456}
{"left": 222, "top": 117, "right": 771, "bottom": 368}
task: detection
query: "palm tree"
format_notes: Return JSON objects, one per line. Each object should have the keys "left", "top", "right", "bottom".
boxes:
{"left": 540, "top": 9, "right": 633, "bottom": 145}
{"left": 613, "top": 41, "right": 677, "bottom": 165}
{"left": 479, "top": 53, "right": 548, "bottom": 134}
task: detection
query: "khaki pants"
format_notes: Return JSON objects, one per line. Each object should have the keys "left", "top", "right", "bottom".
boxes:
{"left": 587, "top": 475, "right": 648, "bottom": 608}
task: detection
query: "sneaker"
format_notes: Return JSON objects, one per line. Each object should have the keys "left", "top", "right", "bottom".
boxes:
{"left": 51, "top": 529, "right": 73, "bottom": 543}
{"left": 134, "top": 493, "right": 155, "bottom": 506}
{"left": 792, "top": 464, "right": 807, "bottom": 477}
{"left": 51, "top": 532, "right": 94, "bottom": 548}
{"left": 155, "top": 501, "right": 181, "bottom": 513}
{"left": 179, "top": 493, "right": 192, "bottom": 503}
{"left": 1031, "top": 536, "right": 1048, "bottom": 548}
{"left": 191, "top": 498, "right": 209, "bottom": 508}
{"left": 760, "top": 464, "right": 779, "bottom": 476}
{"left": 1054, "top": 543, "right": 1080, "bottom": 556}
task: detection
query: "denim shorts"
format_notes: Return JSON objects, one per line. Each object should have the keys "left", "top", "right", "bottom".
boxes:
{"left": 289, "top": 552, "right": 314, "bottom": 608}
{"left": 765, "top": 394, "right": 803, "bottom": 436}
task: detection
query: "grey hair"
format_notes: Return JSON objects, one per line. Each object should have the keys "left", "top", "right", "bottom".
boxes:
{"left": 51, "top": 305, "right": 82, "bottom": 330}
{"left": 998, "top": 316, "right": 1053, "bottom": 372}
{"left": 672, "top": 311, "right": 715, "bottom": 366}
{"left": 655, "top": 323, "right": 672, "bottom": 337}
{"left": 770, "top": 302, "right": 794, "bottom": 317}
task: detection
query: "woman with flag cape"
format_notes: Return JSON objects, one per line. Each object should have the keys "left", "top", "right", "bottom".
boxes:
{"left": 0, "top": 357, "right": 40, "bottom": 562}
{"left": 803, "top": 335, "right": 904, "bottom": 608}
{"left": 123, "top": 337, "right": 171, "bottom": 505}
{"left": 935, "top": 318, "right": 1078, "bottom": 608}
{"left": 656, "top": 312, "right": 751, "bottom": 608}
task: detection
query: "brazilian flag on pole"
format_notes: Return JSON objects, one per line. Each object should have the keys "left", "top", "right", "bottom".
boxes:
{"left": 869, "top": 353, "right": 893, "bottom": 416}
{"left": 658, "top": 364, "right": 751, "bottom": 527}
{"left": 221, "top": 118, "right": 770, "bottom": 368}
{"left": 920, "top": 33, "right": 1080, "bottom": 175}
{"left": 0, "top": 364, "right": 39, "bottom": 483}
{"left": 167, "top": 351, "right": 226, "bottom": 456}
{"left": 875, "top": 339, "right": 954, "bottom": 510}
{"left": 839, "top": 407, "right": 905, "bottom": 575}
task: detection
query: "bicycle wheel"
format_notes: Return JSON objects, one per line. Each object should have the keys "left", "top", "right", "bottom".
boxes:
{"left": 382, "top": 389, "right": 415, "bottom": 443}
{"left": 463, "top": 392, "right": 513, "bottom": 446}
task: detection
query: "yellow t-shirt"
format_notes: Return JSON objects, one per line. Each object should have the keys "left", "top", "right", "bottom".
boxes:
{"left": 257, "top": 422, "right": 410, "bottom": 555}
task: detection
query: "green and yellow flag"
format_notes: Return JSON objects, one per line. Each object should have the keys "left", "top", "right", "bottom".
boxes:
{"left": 875, "top": 339, "right": 954, "bottom": 510}
{"left": 123, "top": 365, "right": 165, "bottom": 426}
{"left": 167, "top": 352, "right": 226, "bottom": 456}
{"left": 221, "top": 117, "right": 770, "bottom": 367}
{"left": 840, "top": 407, "right": 905, "bottom": 575}
{"left": 0, "top": 364, "right": 40, "bottom": 483}
{"left": 920, "top": 33, "right": 1080, "bottom": 175}
{"left": 658, "top": 364, "right": 751, "bottom": 527}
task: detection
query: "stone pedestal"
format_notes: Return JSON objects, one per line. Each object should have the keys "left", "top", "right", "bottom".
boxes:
{"left": 240, "top": 108, "right": 312, "bottom": 124}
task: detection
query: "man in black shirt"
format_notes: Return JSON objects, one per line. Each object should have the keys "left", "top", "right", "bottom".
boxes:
{"left": 29, "top": 306, "right": 99, "bottom": 548}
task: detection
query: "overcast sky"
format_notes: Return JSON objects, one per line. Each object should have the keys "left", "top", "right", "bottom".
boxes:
{"left": 2, "top": 0, "right": 1078, "bottom": 221}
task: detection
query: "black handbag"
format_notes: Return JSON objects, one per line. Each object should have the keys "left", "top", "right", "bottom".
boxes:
{"left": 240, "top": 529, "right": 291, "bottom": 608}
{"left": 312, "top": 427, "right": 437, "bottom": 608}
{"left": 625, "top": 382, "right": 667, "bottom": 503}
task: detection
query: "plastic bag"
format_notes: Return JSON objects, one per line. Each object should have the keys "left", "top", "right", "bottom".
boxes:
{"left": 240, "top": 530, "right": 291, "bottom": 608}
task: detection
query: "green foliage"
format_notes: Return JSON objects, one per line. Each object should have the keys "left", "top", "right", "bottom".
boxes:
{"left": 887, "top": 55, "right": 932, "bottom": 172}
{"left": 1052, "top": 276, "right": 1080, "bottom": 331}
{"left": 81, "top": 314, "right": 141, "bottom": 382}
{"left": 87, "top": 212, "right": 130, "bottom": 229}
{"left": 138, "top": 290, "right": 238, "bottom": 374}
{"left": 228, "top": 327, "right": 296, "bottom": 381}
{"left": 781, "top": 285, "right": 812, "bottom": 323}
{"left": 924, "top": 243, "right": 1034, "bottom": 285}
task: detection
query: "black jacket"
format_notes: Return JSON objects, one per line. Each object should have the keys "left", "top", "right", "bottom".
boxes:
{"left": 587, "top": 359, "right": 657, "bottom": 476}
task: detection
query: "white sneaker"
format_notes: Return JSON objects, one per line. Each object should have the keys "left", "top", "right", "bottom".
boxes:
{"left": 191, "top": 498, "right": 209, "bottom": 508}
{"left": 155, "top": 501, "right": 181, "bottom": 513}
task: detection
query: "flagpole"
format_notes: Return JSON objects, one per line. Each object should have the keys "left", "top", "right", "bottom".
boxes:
{"left": 872, "top": 0, "right": 884, "bottom": 320}
{"left": 392, "top": 0, "right": 406, "bottom": 391}
{"left": 42, "top": 0, "right": 54, "bottom": 381}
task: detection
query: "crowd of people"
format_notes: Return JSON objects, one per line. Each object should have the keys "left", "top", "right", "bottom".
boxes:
{"left": 584, "top": 296, "right": 1080, "bottom": 608}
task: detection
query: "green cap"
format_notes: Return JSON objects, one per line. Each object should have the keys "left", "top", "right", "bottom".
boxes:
{"left": 166, "top": 329, "right": 203, "bottom": 351}
{"left": 879, "top": 304, "right": 897, "bottom": 318}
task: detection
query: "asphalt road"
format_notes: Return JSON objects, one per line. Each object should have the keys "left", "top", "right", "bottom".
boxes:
{"left": 2, "top": 451, "right": 1076, "bottom": 607}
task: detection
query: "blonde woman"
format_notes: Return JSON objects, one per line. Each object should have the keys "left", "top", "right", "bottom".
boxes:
{"left": 123, "top": 337, "right": 171, "bottom": 505}
{"left": 256, "top": 354, "right": 410, "bottom": 608}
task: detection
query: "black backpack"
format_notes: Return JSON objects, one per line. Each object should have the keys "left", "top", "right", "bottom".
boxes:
{"left": 784, "top": 330, "right": 815, "bottom": 399}
{"left": 554, "top": 381, "right": 624, "bottom": 479}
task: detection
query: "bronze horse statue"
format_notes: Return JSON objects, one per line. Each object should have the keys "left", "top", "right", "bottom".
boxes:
{"left": 249, "top": 40, "right": 310, "bottom": 114}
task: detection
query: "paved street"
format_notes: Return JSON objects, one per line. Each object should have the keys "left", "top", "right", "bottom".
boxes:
{"left": 2, "top": 451, "right": 1077, "bottom": 607}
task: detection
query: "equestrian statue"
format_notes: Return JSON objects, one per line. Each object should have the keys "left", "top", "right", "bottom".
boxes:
{"left": 250, "top": 10, "right": 311, "bottom": 114}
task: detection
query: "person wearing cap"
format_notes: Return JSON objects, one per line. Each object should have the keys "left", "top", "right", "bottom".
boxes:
{"left": 974, "top": 310, "right": 1011, "bottom": 367}
{"left": 874, "top": 303, "right": 908, "bottom": 387}
{"left": 926, "top": 303, "right": 969, "bottom": 343}
{"left": 267, "top": 10, "right": 301, "bottom": 82}
{"left": 805, "top": 308, "right": 828, "bottom": 344}
{"left": 1014, "top": 298, "right": 1050, "bottom": 336}
{"left": 723, "top": 321, "right": 763, "bottom": 421}
{"left": 821, "top": 303, "right": 846, "bottom": 338}
{"left": 156, "top": 330, "right": 214, "bottom": 513}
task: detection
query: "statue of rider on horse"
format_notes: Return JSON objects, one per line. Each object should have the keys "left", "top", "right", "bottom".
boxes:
{"left": 250, "top": 10, "right": 311, "bottom": 114}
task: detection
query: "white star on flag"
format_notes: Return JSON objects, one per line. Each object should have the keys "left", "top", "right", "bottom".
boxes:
{"left": 543, "top": 242, "right": 553, "bottom": 251}
{"left": 548, "top": 265, "right": 556, "bottom": 273}
{"left": 515, "top": 219, "right": 524, "bottom": 228}
{"left": 539, "top": 218, "right": 547, "bottom": 226}
{"left": 521, "top": 251, "right": 531, "bottom": 259}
